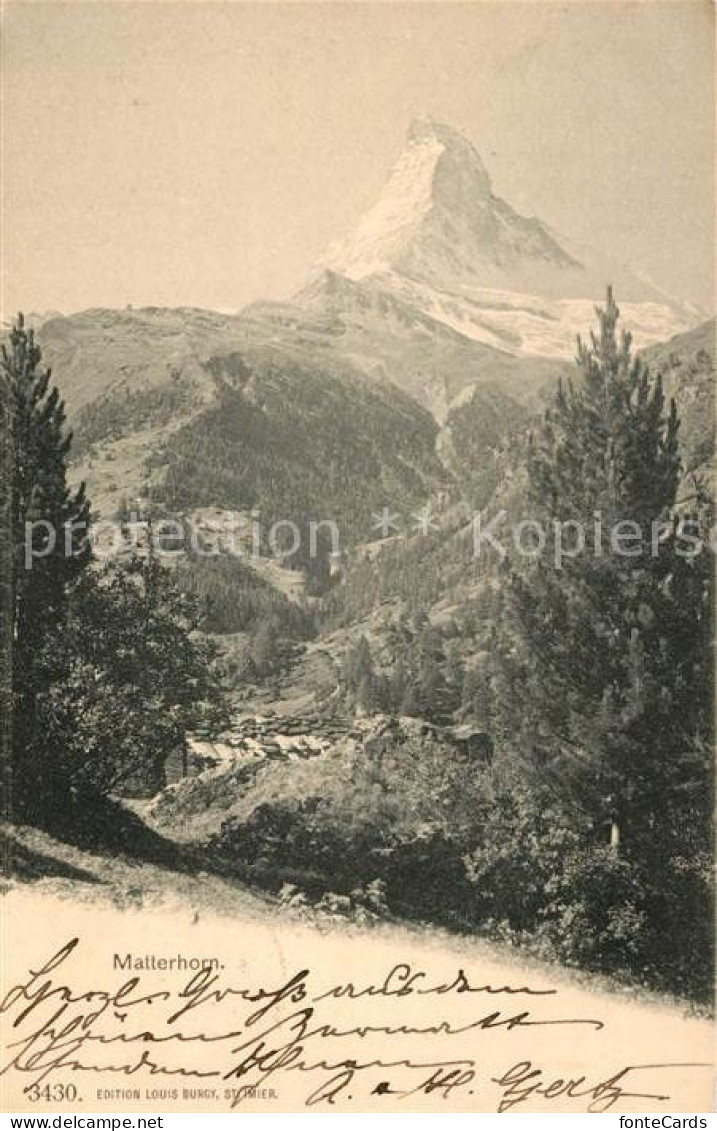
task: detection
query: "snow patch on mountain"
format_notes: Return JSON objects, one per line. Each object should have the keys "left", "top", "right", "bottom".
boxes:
{"left": 308, "top": 118, "right": 703, "bottom": 377}
{"left": 323, "top": 117, "right": 584, "bottom": 294}
{"left": 379, "top": 275, "right": 695, "bottom": 357}
{"left": 318, "top": 117, "right": 700, "bottom": 314}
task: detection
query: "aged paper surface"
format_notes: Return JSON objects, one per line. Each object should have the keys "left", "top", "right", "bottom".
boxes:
{"left": 0, "top": 890, "right": 713, "bottom": 1112}
{"left": 1, "top": 0, "right": 714, "bottom": 1116}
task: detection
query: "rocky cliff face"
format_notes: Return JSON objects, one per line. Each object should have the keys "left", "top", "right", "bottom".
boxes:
{"left": 311, "top": 118, "right": 699, "bottom": 370}
{"left": 324, "top": 117, "right": 580, "bottom": 291}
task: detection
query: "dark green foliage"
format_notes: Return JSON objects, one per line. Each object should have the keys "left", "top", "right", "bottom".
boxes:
{"left": 177, "top": 554, "right": 314, "bottom": 637}
{"left": 2, "top": 316, "right": 228, "bottom": 818}
{"left": 445, "top": 384, "right": 530, "bottom": 507}
{"left": 493, "top": 291, "right": 712, "bottom": 859}
{"left": 641, "top": 319, "right": 715, "bottom": 476}
{"left": 148, "top": 351, "right": 445, "bottom": 554}
{"left": 33, "top": 554, "right": 229, "bottom": 799}
{"left": 71, "top": 378, "right": 196, "bottom": 460}
{"left": 214, "top": 294, "right": 713, "bottom": 1003}
{"left": 2, "top": 317, "right": 91, "bottom": 809}
{"left": 340, "top": 621, "right": 464, "bottom": 723}
{"left": 210, "top": 729, "right": 481, "bottom": 920}
{"left": 479, "top": 292, "right": 713, "bottom": 999}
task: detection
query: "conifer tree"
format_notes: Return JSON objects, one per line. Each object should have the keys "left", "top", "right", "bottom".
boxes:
{"left": 36, "top": 551, "right": 229, "bottom": 801}
{"left": 343, "top": 635, "right": 373, "bottom": 690}
{"left": 494, "top": 290, "right": 712, "bottom": 860}
{"left": 1, "top": 316, "right": 90, "bottom": 808}
{"left": 2, "top": 316, "right": 229, "bottom": 820}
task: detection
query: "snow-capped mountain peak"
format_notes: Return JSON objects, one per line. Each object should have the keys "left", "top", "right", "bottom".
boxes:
{"left": 405, "top": 115, "right": 493, "bottom": 200}
{"left": 321, "top": 118, "right": 695, "bottom": 312}
{"left": 322, "top": 118, "right": 450, "bottom": 280}
{"left": 294, "top": 118, "right": 701, "bottom": 402}
{"left": 323, "top": 117, "right": 584, "bottom": 292}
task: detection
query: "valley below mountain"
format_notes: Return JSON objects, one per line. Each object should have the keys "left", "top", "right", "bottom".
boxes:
{"left": 4, "top": 3, "right": 714, "bottom": 1104}
{"left": 29, "top": 122, "right": 712, "bottom": 759}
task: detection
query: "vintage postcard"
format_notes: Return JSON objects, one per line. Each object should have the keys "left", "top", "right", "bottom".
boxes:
{"left": 1, "top": 0, "right": 714, "bottom": 1116}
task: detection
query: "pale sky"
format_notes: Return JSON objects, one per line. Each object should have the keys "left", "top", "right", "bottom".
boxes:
{"left": 3, "top": 1, "right": 714, "bottom": 316}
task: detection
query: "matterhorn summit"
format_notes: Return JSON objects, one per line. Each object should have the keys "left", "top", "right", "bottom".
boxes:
{"left": 314, "top": 118, "right": 696, "bottom": 361}
{"left": 325, "top": 116, "right": 580, "bottom": 294}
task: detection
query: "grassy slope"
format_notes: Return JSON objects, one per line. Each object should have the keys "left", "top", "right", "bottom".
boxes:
{"left": 3, "top": 818, "right": 711, "bottom": 1027}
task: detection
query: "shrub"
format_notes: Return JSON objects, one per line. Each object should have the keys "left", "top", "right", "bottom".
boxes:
{"left": 642, "top": 851, "right": 713, "bottom": 1001}
{"left": 537, "top": 847, "right": 649, "bottom": 973}
{"left": 463, "top": 779, "right": 583, "bottom": 929}
{"left": 202, "top": 731, "right": 711, "bottom": 1004}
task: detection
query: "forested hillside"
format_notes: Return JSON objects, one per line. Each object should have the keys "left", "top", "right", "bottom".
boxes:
{"left": 148, "top": 345, "right": 447, "bottom": 545}
{"left": 161, "top": 296, "right": 710, "bottom": 1002}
